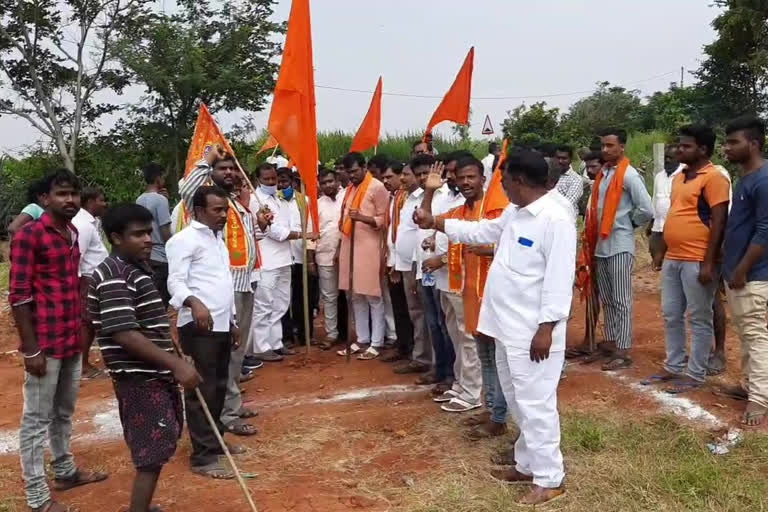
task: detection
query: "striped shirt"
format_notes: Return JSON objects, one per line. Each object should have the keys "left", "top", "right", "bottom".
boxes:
{"left": 88, "top": 255, "right": 174, "bottom": 379}
{"left": 179, "top": 159, "right": 260, "bottom": 292}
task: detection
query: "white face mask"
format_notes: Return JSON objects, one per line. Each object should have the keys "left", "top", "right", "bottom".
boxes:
{"left": 260, "top": 184, "right": 277, "bottom": 196}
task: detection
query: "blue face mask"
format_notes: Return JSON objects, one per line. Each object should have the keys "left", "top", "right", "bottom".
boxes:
{"left": 281, "top": 186, "right": 294, "bottom": 201}
{"left": 261, "top": 184, "right": 277, "bottom": 197}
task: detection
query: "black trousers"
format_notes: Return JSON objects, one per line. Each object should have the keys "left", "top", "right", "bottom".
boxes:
{"left": 179, "top": 325, "right": 231, "bottom": 467}
{"left": 338, "top": 290, "right": 348, "bottom": 342}
{"left": 282, "top": 263, "right": 320, "bottom": 342}
{"left": 149, "top": 260, "right": 170, "bottom": 307}
{"left": 388, "top": 279, "right": 414, "bottom": 356}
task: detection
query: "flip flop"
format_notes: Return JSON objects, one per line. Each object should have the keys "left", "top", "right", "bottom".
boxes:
{"left": 742, "top": 408, "right": 768, "bottom": 426}
{"left": 565, "top": 346, "right": 592, "bottom": 359}
{"left": 441, "top": 398, "right": 482, "bottom": 413}
{"left": 713, "top": 385, "right": 749, "bottom": 401}
{"left": 357, "top": 347, "right": 381, "bottom": 360}
{"left": 433, "top": 390, "right": 458, "bottom": 403}
{"left": 337, "top": 343, "right": 362, "bottom": 357}
{"left": 224, "top": 421, "right": 258, "bottom": 436}
{"left": 601, "top": 356, "right": 632, "bottom": 371}
{"left": 640, "top": 373, "right": 681, "bottom": 386}
{"left": 52, "top": 468, "right": 108, "bottom": 491}
{"left": 238, "top": 407, "right": 258, "bottom": 419}
{"left": 664, "top": 378, "right": 703, "bottom": 395}
{"left": 191, "top": 461, "right": 235, "bottom": 480}
{"left": 31, "top": 500, "right": 78, "bottom": 512}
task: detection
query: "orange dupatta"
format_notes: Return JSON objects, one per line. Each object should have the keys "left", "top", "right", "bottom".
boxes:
{"left": 388, "top": 189, "right": 408, "bottom": 243}
{"left": 576, "top": 157, "right": 630, "bottom": 298}
{"left": 340, "top": 172, "right": 373, "bottom": 236}
{"left": 178, "top": 191, "right": 251, "bottom": 268}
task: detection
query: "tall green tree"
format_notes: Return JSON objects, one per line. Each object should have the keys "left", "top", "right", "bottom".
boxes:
{"left": 0, "top": 0, "right": 150, "bottom": 170}
{"left": 116, "top": 0, "right": 283, "bottom": 185}
{"left": 501, "top": 101, "right": 560, "bottom": 148}
{"left": 695, "top": 0, "right": 768, "bottom": 121}
{"left": 559, "top": 82, "right": 645, "bottom": 145}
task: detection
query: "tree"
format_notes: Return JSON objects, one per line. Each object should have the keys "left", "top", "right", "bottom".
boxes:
{"left": 640, "top": 84, "right": 712, "bottom": 133}
{"left": 501, "top": 101, "right": 560, "bottom": 148}
{"left": 116, "top": 0, "right": 283, "bottom": 185}
{"left": 695, "top": 0, "right": 768, "bottom": 122}
{"left": 559, "top": 82, "right": 645, "bottom": 145}
{"left": 0, "top": 0, "right": 150, "bottom": 170}
{"left": 451, "top": 108, "right": 471, "bottom": 141}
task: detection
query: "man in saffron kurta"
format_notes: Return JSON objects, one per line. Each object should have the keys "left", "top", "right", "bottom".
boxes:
{"left": 337, "top": 152, "right": 390, "bottom": 359}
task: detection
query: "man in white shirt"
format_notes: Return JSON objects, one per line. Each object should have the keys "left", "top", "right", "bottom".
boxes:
{"left": 249, "top": 165, "right": 306, "bottom": 362}
{"left": 178, "top": 147, "right": 262, "bottom": 436}
{"left": 392, "top": 155, "right": 433, "bottom": 375}
{"left": 648, "top": 147, "right": 684, "bottom": 270}
{"left": 315, "top": 169, "right": 345, "bottom": 348}
{"left": 167, "top": 186, "right": 241, "bottom": 479}
{"left": 481, "top": 142, "right": 501, "bottom": 191}
{"left": 72, "top": 186, "right": 109, "bottom": 379}
{"left": 415, "top": 150, "right": 575, "bottom": 506}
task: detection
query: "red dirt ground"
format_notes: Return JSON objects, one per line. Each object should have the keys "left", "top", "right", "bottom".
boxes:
{"left": 0, "top": 269, "right": 757, "bottom": 511}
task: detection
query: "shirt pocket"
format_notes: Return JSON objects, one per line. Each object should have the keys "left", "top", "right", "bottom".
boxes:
{"left": 504, "top": 233, "right": 541, "bottom": 277}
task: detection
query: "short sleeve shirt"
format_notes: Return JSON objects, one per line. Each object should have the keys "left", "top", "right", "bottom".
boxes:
{"left": 21, "top": 203, "right": 44, "bottom": 220}
{"left": 663, "top": 164, "right": 731, "bottom": 261}
{"left": 136, "top": 192, "right": 172, "bottom": 263}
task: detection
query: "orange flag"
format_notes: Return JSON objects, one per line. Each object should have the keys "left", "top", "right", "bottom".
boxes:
{"left": 484, "top": 138, "right": 510, "bottom": 213}
{"left": 184, "top": 104, "right": 253, "bottom": 189}
{"left": 425, "top": 47, "right": 474, "bottom": 135}
{"left": 267, "top": 0, "right": 319, "bottom": 229}
{"left": 256, "top": 133, "right": 279, "bottom": 155}
{"left": 350, "top": 76, "right": 383, "bottom": 153}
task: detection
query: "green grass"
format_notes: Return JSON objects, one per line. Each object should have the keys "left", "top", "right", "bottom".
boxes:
{"left": 0, "top": 262, "right": 8, "bottom": 293}
{"left": 397, "top": 412, "right": 768, "bottom": 512}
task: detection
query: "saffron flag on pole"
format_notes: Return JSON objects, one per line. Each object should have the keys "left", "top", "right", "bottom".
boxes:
{"left": 267, "top": 0, "right": 319, "bottom": 229}
{"left": 350, "top": 76, "right": 383, "bottom": 153}
{"left": 484, "top": 138, "right": 510, "bottom": 213}
{"left": 425, "top": 47, "right": 474, "bottom": 135}
{"left": 256, "top": 133, "right": 279, "bottom": 155}
{"left": 185, "top": 104, "right": 247, "bottom": 180}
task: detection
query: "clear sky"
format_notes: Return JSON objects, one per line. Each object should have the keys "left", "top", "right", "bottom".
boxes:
{"left": 0, "top": 0, "right": 720, "bottom": 154}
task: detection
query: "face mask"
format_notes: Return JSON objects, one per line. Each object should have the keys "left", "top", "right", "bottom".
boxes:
{"left": 281, "top": 186, "right": 294, "bottom": 201}
{"left": 261, "top": 184, "right": 277, "bottom": 196}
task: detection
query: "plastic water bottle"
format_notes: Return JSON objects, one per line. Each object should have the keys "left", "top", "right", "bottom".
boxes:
{"left": 422, "top": 249, "right": 435, "bottom": 287}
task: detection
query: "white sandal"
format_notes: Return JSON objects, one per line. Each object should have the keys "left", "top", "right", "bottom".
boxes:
{"left": 433, "top": 389, "right": 459, "bottom": 403}
{"left": 441, "top": 397, "right": 482, "bottom": 413}
{"left": 337, "top": 343, "right": 362, "bottom": 357}
{"left": 357, "top": 347, "right": 381, "bottom": 360}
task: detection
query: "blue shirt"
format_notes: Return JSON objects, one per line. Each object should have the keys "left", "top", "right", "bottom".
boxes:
{"left": 595, "top": 164, "right": 653, "bottom": 258}
{"left": 723, "top": 163, "right": 768, "bottom": 282}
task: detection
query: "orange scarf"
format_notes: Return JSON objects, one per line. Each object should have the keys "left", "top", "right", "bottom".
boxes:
{"left": 178, "top": 199, "right": 250, "bottom": 268}
{"left": 340, "top": 172, "right": 372, "bottom": 236}
{"left": 577, "top": 157, "right": 630, "bottom": 298}
{"left": 387, "top": 189, "right": 408, "bottom": 243}
{"left": 444, "top": 193, "right": 498, "bottom": 298}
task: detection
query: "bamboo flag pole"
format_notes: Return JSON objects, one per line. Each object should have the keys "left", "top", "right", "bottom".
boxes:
{"left": 300, "top": 180, "right": 311, "bottom": 354}
{"left": 347, "top": 219, "right": 355, "bottom": 364}
{"left": 270, "top": 145, "right": 279, "bottom": 158}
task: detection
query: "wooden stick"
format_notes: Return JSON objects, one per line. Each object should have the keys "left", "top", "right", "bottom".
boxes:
{"left": 347, "top": 219, "right": 356, "bottom": 364}
{"left": 270, "top": 144, "right": 279, "bottom": 158}
{"left": 300, "top": 181, "right": 311, "bottom": 354}
{"left": 169, "top": 339, "right": 258, "bottom": 512}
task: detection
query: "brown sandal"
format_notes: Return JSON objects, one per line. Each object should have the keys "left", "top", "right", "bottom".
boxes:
{"left": 601, "top": 356, "right": 633, "bottom": 371}
{"left": 30, "top": 501, "right": 78, "bottom": 512}
{"left": 53, "top": 468, "right": 108, "bottom": 491}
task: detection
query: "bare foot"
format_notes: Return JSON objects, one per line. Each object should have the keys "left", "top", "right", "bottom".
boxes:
{"left": 742, "top": 402, "right": 768, "bottom": 427}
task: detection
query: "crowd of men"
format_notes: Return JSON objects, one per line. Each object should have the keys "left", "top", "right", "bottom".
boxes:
{"left": 7, "top": 114, "right": 768, "bottom": 510}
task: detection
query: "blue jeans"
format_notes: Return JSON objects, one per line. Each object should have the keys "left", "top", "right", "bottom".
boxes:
{"left": 662, "top": 260, "right": 718, "bottom": 382}
{"left": 476, "top": 338, "right": 507, "bottom": 424}
{"left": 422, "top": 284, "right": 455, "bottom": 381}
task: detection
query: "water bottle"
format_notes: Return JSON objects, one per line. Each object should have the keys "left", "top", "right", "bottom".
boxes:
{"left": 422, "top": 248, "right": 435, "bottom": 287}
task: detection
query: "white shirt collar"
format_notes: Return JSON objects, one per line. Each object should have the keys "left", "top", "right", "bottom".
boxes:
{"left": 520, "top": 193, "right": 549, "bottom": 217}
{"left": 78, "top": 208, "right": 97, "bottom": 224}
{"left": 190, "top": 220, "right": 223, "bottom": 238}
{"left": 408, "top": 187, "right": 424, "bottom": 199}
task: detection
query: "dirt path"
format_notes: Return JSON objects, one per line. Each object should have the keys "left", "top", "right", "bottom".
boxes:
{"left": 0, "top": 270, "right": 758, "bottom": 511}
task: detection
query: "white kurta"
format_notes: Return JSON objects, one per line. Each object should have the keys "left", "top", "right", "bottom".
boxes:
{"left": 443, "top": 192, "right": 576, "bottom": 489}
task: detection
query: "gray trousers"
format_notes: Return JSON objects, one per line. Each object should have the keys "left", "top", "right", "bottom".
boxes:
{"left": 662, "top": 260, "right": 718, "bottom": 382}
{"left": 318, "top": 265, "right": 340, "bottom": 340}
{"left": 221, "top": 290, "right": 255, "bottom": 426}
{"left": 441, "top": 291, "right": 482, "bottom": 405}
{"left": 20, "top": 355, "right": 81, "bottom": 508}
{"left": 402, "top": 270, "right": 432, "bottom": 366}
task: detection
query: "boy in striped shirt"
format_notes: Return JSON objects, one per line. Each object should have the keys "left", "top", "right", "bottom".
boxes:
{"left": 89, "top": 203, "right": 201, "bottom": 512}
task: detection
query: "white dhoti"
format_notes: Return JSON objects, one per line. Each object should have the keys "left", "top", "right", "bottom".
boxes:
{"left": 251, "top": 265, "right": 292, "bottom": 354}
{"left": 495, "top": 342, "right": 565, "bottom": 488}
{"left": 351, "top": 293, "right": 385, "bottom": 348}
{"left": 441, "top": 291, "right": 482, "bottom": 405}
